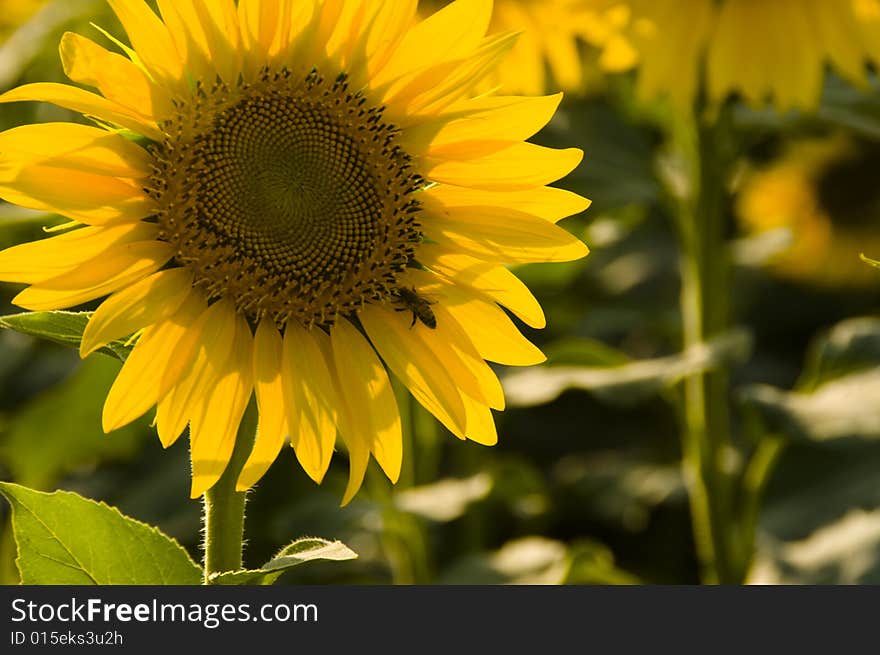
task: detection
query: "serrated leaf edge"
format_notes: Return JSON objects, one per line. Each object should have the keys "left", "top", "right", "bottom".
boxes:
{"left": 0, "top": 482, "right": 202, "bottom": 585}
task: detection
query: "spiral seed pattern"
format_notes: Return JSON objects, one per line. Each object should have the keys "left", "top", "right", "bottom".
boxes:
{"left": 148, "top": 68, "right": 423, "bottom": 328}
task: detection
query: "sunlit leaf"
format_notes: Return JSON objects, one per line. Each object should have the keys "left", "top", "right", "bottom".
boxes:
{"left": 0, "top": 482, "right": 202, "bottom": 584}
{"left": 752, "top": 508, "right": 880, "bottom": 584}
{"left": 439, "top": 537, "right": 570, "bottom": 584}
{"left": 503, "top": 329, "right": 752, "bottom": 407}
{"left": 742, "top": 372, "right": 880, "bottom": 443}
{"left": 742, "top": 318, "right": 880, "bottom": 443}
{"left": 394, "top": 473, "right": 492, "bottom": 522}
{"left": 0, "top": 311, "right": 131, "bottom": 360}
{"left": 209, "top": 538, "right": 358, "bottom": 585}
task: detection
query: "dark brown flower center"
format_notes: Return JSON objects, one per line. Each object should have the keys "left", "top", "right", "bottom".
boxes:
{"left": 148, "top": 69, "right": 423, "bottom": 328}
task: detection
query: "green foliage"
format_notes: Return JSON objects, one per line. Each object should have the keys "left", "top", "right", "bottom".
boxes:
{"left": 209, "top": 538, "right": 358, "bottom": 585}
{"left": 504, "top": 329, "right": 751, "bottom": 407}
{"left": 0, "top": 311, "right": 132, "bottom": 361}
{"left": 438, "top": 536, "right": 637, "bottom": 585}
{"left": 0, "top": 356, "right": 143, "bottom": 489}
{"left": 0, "top": 482, "right": 202, "bottom": 584}
{"left": 741, "top": 318, "right": 880, "bottom": 443}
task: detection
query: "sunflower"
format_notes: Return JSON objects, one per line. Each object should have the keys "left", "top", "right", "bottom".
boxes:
{"left": 736, "top": 134, "right": 880, "bottom": 287}
{"left": 0, "top": 0, "right": 589, "bottom": 503}
{"left": 622, "top": 0, "right": 880, "bottom": 110}
{"left": 484, "top": 0, "right": 637, "bottom": 96}
{"left": 420, "top": 0, "right": 636, "bottom": 96}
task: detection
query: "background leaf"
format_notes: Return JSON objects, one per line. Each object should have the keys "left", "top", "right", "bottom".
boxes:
{"left": 503, "top": 328, "right": 752, "bottom": 407}
{"left": 0, "top": 356, "right": 143, "bottom": 489}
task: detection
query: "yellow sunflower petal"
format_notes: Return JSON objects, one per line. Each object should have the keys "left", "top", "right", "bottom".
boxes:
{"left": 59, "top": 32, "right": 169, "bottom": 122}
{"left": 373, "top": 0, "right": 492, "bottom": 87}
{"left": 330, "top": 318, "right": 402, "bottom": 484}
{"left": 422, "top": 202, "right": 589, "bottom": 264}
{"left": 0, "top": 122, "right": 152, "bottom": 178}
{"left": 189, "top": 311, "right": 254, "bottom": 498}
{"left": 439, "top": 285, "right": 546, "bottom": 366}
{"left": 237, "top": 318, "right": 288, "bottom": 490}
{"left": 360, "top": 304, "right": 467, "bottom": 437}
{"left": 238, "top": 0, "right": 298, "bottom": 72}
{"left": 0, "top": 223, "right": 157, "bottom": 284}
{"left": 103, "top": 325, "right": 172, "bottom": 432}
{"left": 107, "top": 0, "right": 186, "bottom": 89}
{"left": 384, "top": 33, "right": 517, "bottom": 121}
{"left": 461, "top": 392, "right": 498, "bottom": 446}
{"left": 155, "top": 299, "right": 238, "bottom": 444}
{"left": 0, "top": 83, "right": 162, "bottom": 139}
{"left": 337, "top": 426, "right": 371, "bottom": 507}
{"left": 429, "top": 302, "right": 505, "bottom": 410}
{"left": 424, "top": 184, "right": 590, "bottom": 224}
{"left": 80, "top": 268, "right": 193, "bottom": 357}
{"left": 102, "top": 291, "right": 205, "bottom": 432}
{"left": 0, "top": 164, "right": 154, "bottom": 226}
{"left": 362, "top": 0, "right": 417, "bottom": 80}
{"left": 12, "top": 240, "right": 173, "bottom": 311}
{"left": 403, "top": 93, "right": 562, "bottom": 159}
{"left": 283, "top": 324, "right": 338, "bottom": 484}
{"left": 157, "top": 0, "right": 241, "bottom": 85}
{"left": 424, "top": 142, "right": 583, "bottom": 191}
{"left": 294, "top": 0, "right": 345, "bottom": 65}
{"left": 402, "top": 268, "right": 505, "bottom": 409}
{"left": 419, "top": 244, "right": 545, "bottom": 328}
{"left": 326, "top": 352, "right": 372, "bottom": 506}
{"left": 321, "top": 326, "right": 375, "bottom": 505}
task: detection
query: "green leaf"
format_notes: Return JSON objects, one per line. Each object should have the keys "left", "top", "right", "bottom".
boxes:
{"left": 565, "top": 540, "right": 641, "bottom": 585}
{"left": 0, "top": 356, "right": 146, "bottom": 490}
{"left": 439, "top": 537, "right": 570, "bottom": 584}
{"left": 0, "top": 482, "right": 202, "bottom": 584}
{"left": 209, "top": 538, "right": 358, "bottom": 585}
{"left": 438, "top": 536, "right": 638, "bottom": 585}
{"left": 503, "top": 328, "right": 752, "bottom": 407}
{"left": 394, "top": 473, "right": 493, "bottom": 522}
{"left": 816, "top": 75, "right": 880, "bottom": 141}
{"left": 741, "top": 371, "right": 880, "bottom": 443}
{"left": 753, "top": 507, "right": 880, "bottom": 584}
{"left": 544, "top": 337, "right": 632, "bottom": 368}
{"left": 799, "top": 317, "right": 880, "bottom": 390}
{"left": 741, "top": 318, "right": 880, "bottom": 443}
{"left": 0, "top": 311, "right": 132, "bottom": 360}
{"left": 0, "top": 205, "right": 52, "bottom": 228}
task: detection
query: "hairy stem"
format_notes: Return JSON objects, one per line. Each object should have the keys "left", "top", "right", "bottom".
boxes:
{"left": 202, "top": 398, "right": 258, "bottom": 582}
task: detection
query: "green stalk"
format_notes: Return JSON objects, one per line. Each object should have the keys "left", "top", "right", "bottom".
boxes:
{"left": 674, "top": 114, "right": 741, "bottom": 584}
{"left": 202, "top": 398, "right": 258, "bottom": 583}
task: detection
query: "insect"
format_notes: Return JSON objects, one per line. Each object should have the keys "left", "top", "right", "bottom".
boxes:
{"left": 393, "top": 287, "right": 437, "bottom": 329}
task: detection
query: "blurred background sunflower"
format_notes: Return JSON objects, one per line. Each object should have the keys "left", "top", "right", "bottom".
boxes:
{"left": 423, "top": 0, "right": 637, "bottom": 96}
{"left": 736, "top": 133, "right": 880, "bottom": 288}
{"left": 618, "top": 0, "right": 880, "bottom": 110}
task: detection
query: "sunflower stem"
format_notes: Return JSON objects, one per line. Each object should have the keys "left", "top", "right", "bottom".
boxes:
{"left": 202, "top": 398, "right": 259, "bottom": 583}
{"left": 673, "top": 111, "right": 742, "bottom": 584}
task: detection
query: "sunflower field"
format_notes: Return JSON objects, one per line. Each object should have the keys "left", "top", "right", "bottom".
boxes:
{"left": 2, "top": 0, "right": 880, "bottom": 587}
